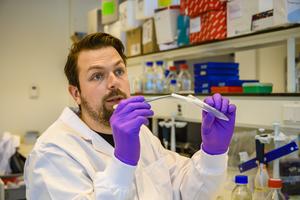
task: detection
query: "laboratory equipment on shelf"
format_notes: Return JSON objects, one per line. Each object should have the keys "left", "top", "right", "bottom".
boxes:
{"left": 266, "top": 179, "right": 285, "bottom": 200}
{"left": 231, "top": 175, "right": 252, "bottom": 200}
{"left": 177, "top": 63, "right": 192, "bottom": 92}
{"left": 166, "top": 66, "right": 178, "bottom": 93}
{"left": 253, "top": 133, "right": 269, "bottom": 200}
{"left": 143, "top": 61, "right": 156, "bottom": 93}
{"left": 154, "top": 61, "right": 166, "bottom": 93}
{"left": 158, "top": 118, "right": 187, "bottom": 152}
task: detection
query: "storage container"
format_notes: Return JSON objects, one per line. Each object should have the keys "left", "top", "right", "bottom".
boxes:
{"left": 242, "top": 83, "right": 273, "bottom": 93}
{"left": 101, "top": 0, "right": 119, "bottom": 24}
{"left": 119, "top": 0, "right": 141, "bottom": 31}
{"left": 135, "top": 0, "right": 158, "bottom": 20}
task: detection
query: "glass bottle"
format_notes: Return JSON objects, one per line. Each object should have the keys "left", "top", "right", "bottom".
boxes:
{"left": 231, "top": 175, "right": 252, "bottom": 200}
{"left": 143, "top": 61, "right": 155, "bottom": 93}
{"left": 155, "top": 60, "right": 166, "bottom": 93}
{"left": 166, "top": 66, "right": 178, "bottom": 93}
{"left": 265, "top": 179, "right": 285, "bottom": 200}
{"left": 178, "top": 63, "right": 192, "bottom": 92}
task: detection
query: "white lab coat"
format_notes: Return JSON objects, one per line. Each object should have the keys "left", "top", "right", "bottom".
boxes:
{"left": 24, "top": 107, "right": 228, "bottom": 200}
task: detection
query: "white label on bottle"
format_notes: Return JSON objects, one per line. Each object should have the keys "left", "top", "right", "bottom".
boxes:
{"left": 190, "top": 17, "right": 201, "bottom": 34}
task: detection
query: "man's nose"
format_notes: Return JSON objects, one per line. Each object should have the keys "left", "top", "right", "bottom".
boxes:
{"left": 107, "top": 72, "right": 118, "bottom": 89}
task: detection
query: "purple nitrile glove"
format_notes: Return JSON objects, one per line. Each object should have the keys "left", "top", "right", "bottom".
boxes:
{"left": 201, "top": 93, "right": 237, "bottom": 155}
{"left": 110, "top": 96, "right": 154, "bottom": 166}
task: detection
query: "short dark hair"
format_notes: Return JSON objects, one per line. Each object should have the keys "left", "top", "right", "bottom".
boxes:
{"left": 64, "top": 32, "right": 127, "bottom": 90}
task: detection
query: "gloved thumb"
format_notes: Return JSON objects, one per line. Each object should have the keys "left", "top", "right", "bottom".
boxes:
{"left": 202, "top": 112, "right": 215, "bottom": 134}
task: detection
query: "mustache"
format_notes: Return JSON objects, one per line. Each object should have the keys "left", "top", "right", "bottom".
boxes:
{"left": 103, "top": 89, "right": 127, "bottom": 102}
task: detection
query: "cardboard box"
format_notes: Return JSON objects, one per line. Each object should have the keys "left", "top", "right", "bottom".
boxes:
{"left": 227, "top": 0, "right": 259, "bottom": 37}
{"left": 119, "top": 0, "right": 141, "bottom": 31}
{"left": 187, "top": 0, "right": 226, "bottom": 17}
{"left": 101, "top": 0, "right": 119, "bottom": 24}
{"left": 190, "top": 10, "right": 227, "bottom": 44}
{"left": 154, "top": 5, "right": 180, "bottom": 44}
{"left": 126, "top": 27, "right": 142, "bottom": 56}
{"left": 142, "top": 19, "right": 159, "bottom": 54}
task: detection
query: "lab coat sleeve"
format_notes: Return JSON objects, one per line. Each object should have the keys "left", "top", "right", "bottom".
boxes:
{"left": 145, "top": 129, "right": 227, "bottom": 200}
{"left": 25, "top": 144, "right": 136, "bottom": 200}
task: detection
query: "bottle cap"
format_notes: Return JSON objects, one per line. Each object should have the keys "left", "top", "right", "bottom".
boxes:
{"left": 156, "top": 61, "right": 163, "bottom": 65}
{"left": 268, "top": 179, "right": 282, "bottom": 188}
{"left": 146, "top": 62, "right": 153, "bottom": 66}
{"left": 170, "top": 79, "right": 177, "bottom": 84}
{"left": 180, "top": 64, "right": 189, "bottom": 70}
{"left": 235, "top": 175, "right": 248, "bottom": 184}
{"left": 169, "top": 66, "right": 177, "bottom": 71}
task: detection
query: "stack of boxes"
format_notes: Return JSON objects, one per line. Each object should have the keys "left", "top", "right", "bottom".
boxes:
{"left": 193, "top": 62, "right": 259, "bottom": 94}
{"left": 187, "top": 0, "right": 227, "bottom": 44}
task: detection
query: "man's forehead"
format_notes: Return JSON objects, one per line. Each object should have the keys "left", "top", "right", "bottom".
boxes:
{"left": 77, "top": 47, "right": 124, "bottom": 70}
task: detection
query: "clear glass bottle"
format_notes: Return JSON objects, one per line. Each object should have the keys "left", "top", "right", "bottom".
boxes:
{"left": 166, "top": 66, "right": 178, "bottom": 93}
{"left": 155, "top": 60, "right": 166, "bottom": 93}
{"left": 143, "top": 61, "right": 155, "bottom": 93}
{"left": 231, "top": 175, "right": 252, "bottom": 200}
{"left": 253, "top": 163, "right": 269, "bottom": 200}
{"left": 265, "top": 179, "right": 285, "bottom": 200}
{"left": 178, "top": 63, "right": 192, "bottom": 92}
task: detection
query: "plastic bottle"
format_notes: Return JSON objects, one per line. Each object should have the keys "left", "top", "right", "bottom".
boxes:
{"left": 265, "top": 179, "right": 285, "bottom": 200}
{"left": 143, "top": 61, "right": 155, "bottom": 93}
{"left": 231, "top": 175, "right": 252, "bottom": 200}
{"left": 178, "top": 63, "right": 192, "bottom": 92}
{"left": 154, "top": 61, "right": 166, "bottom": 93}
{"left": 166, "top": 66, "right": 178, "bottom": 93}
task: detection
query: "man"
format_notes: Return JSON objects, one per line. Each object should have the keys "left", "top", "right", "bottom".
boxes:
{"left": 24, "top": 33, "right": 236, "bottom": 200}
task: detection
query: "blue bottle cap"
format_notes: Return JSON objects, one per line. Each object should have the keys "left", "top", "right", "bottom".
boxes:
{"left": 156, "top": 61, "right": 163, "bottom": 65}
{"left": 235, "top": 175, "right": 248, "bottom": 184}
{"left": 170, "top": 80, "right": 177, "bottom": 84}
{"left": 146, "top": 62, "right": 153, "bottom": 66}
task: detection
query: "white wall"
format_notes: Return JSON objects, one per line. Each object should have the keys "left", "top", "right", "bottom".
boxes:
{"left": 0, "top": 0, "right": 99, "bottom": 136}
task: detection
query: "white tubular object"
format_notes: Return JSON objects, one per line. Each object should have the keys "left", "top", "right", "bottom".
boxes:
{"left": 171, "top": 93, "right": 229, "bottom": 121}
{"left": 273, "top": 122, "right": 281, "bottom": 179}
{"left": 170, "top": 116, "right": 176, "bottom": 152}
{"left": 0, "top": 178, "right": 4, "bottom": 200}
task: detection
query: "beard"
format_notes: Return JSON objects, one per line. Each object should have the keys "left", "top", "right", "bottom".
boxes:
{"left": 80, "top": 88, "right": 127, "bottom": 127}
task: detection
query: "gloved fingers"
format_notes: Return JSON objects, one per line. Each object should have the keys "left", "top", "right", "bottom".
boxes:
{"left": 126, "top": 109, "right": 154, "bottom": 120}
{"left": 204, "top": 96, "right": 214, "bottom": 107}
{"left": 125, "top": 116, "right": 149, "bottom": 133}
{"left": 221, "top": 97, "right": 229, "bottom": 113}
{"left": 228, "top": 104, "right": 237, "bottom": 114}
{"left": 120, "top": 102, "right": 151, "bottom": 114}
{"left": 115, "top": 96, "right": 145, "bottom": 112}
{"left": 212, "top": 93, "right": 222, "bottom": 110}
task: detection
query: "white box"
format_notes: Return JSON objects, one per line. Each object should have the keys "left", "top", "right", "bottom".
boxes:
{"left": 88, "top": 8, "right": 103, "bottom": 34}
{"left": 227, "top": 0, "right": 259, "bottom": 37}
{"left": 154, "top": 6, "right": 180, "bottom": 44}
{"left": 135, "top": 0, "right": 158, "bottom": 20}
{"left": 119, "top": 0, "right": 142, "bottom": 31}
{"left": 103, "top": 20, "right": 126, "bottom": 47}
{"left": 273, "top": 0, "right": 300, "bottom": 26}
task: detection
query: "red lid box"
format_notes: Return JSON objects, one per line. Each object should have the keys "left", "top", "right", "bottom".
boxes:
{"left": 187, "top": 0, "right": 226, "bottom": 17}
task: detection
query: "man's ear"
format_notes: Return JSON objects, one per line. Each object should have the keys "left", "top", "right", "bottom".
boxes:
{"left": 68, "top": 85, "right": 81, "bottom": 105}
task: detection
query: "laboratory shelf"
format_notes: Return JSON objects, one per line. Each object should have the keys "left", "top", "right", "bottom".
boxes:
{"left": 127, "top": 24, "right": 300, "bottom": 66}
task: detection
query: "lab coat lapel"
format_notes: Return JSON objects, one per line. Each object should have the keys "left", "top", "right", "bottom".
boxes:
{"left": 59, "top": 107, "right": 114, "bottom": 156}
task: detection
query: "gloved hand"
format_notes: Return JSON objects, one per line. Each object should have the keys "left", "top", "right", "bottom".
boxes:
{"left": 201, "top": 93, "right": 237, "bottom": 155}
{"left": 110, "top": 96, "right": 154, "bottom": 166}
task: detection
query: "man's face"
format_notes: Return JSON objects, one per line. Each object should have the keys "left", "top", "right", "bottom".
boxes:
{"left": 74, "top": 47, "right": 130, "bottom": 126}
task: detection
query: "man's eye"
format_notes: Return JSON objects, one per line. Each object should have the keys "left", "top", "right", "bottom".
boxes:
{"left": 115, "top": 68, "right": 125, "bottom": 77}
{"left": 91, "top": 73, "right": 104, "bottom": 81}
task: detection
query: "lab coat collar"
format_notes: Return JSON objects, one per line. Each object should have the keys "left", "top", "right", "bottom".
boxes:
{"left": 59, "top": 107, "right": 114, "bottom": 157}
